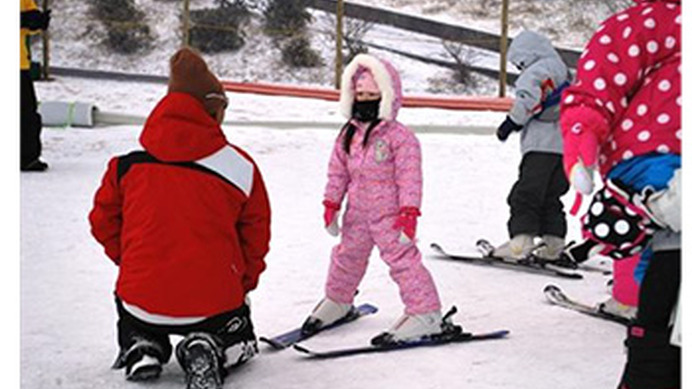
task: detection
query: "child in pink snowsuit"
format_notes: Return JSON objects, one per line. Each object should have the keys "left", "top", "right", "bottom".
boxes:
{"left": 302, "top": 54, "right": 443, "bottom": 344}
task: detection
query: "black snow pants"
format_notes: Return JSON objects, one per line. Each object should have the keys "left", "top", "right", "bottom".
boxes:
{"left": 507, "top": 152, "right": 569, "bottom": 238}
{"left": 618, "top": 249, "right": 681, "bottom": 389}
{"left": 113, "top": 297, "right": 258, "bottom": 377}
{"left": 20, "top": 70, "right": 43, "bottom": 167}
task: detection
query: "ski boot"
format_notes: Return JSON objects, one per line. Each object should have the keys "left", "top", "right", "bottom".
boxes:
{"left": 371, "top": 310, "right": 443, "bottom": 346}
{"left": 301, "top": 297, "right": 356, "bottom": 336}
{"left": 491, "top": 234, "right": 536, "bottom": 260}
{"left": 534, "top": 236, "right": 581, "bottom": 269}
{"left": 112, "top": 337, "right": 165, "bottom": 381}
{"left": 534, "top": 235, "right": 565, "bottom": 260}
{"left": 598, "top": 297, "right": 638, "bottom": 321}
{"left": 370, "top": 307, "right": 464, "bottom": 346}
{"left": 176, "top": 333, "right": 225, "bottom": 389}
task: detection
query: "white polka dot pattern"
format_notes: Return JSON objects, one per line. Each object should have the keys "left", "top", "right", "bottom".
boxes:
{"left": 658, "top": 80, "right": 671, "bottom": 92}
{"left": 621, "top": 119, "right": 633, "bottom": 131}
{"left": 595, "top": 223, "right": 610, "bottom": 238}
{"left": 623, "top": 27, "right": 632, "bottom": 39}
{"left": 562, "top": 2, "right": 680, "bottom": 174}
{"left": 615, "top": 220, "right": 630, "bottom": 235}
{"left": 594, "top": 78, "right": 607, "bottom": 90}
{"left": 636, "top": 104, "right": 647, "bottom": 116}
{"left": 665, "top": 37, "right": 676, "bottom": 49}
{"left": 624, "top": 207, "right": 638, "bottom": 217}
{"left": 591, "top": 201, "right": 604, "bottom": 216}
{"left": 614, "top": 73, "right": 627, "bottom": 85}
{"left": 628, "top": 45, "right": 640, "bottom": 57}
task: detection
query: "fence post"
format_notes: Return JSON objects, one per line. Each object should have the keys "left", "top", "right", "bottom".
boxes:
{"left": 41, "top": 0, "right": 51, "bottom": 80}
{"left": 335, "top": 0, "right": 344, "bottom": 89}
{"left": 498, "top": 0, "right": 509, "bottom": 97}
{"left": 182, "top": 0, "right": 191, "bottom": 47}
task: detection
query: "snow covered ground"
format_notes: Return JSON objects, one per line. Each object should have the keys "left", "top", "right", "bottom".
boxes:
{"left": 18, "top": 76, "right": 635, "bottom": 389}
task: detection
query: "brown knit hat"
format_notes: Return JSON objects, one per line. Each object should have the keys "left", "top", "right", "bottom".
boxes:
{"left": 168, "top": 47, "right": 228, "bottom": 119}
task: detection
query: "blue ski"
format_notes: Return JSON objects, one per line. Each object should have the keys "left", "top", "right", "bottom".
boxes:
{"left": 259, "top": 303, "right": 378, "bottom": 350}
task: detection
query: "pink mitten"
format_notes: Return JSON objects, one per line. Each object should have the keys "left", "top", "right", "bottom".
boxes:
{"left": 560, "top": 106, "right": 607, "bottom": 194}
{"left": 393, "top": 207, "right": 421, "bottom": 243}
{"left": 323, "top": 200, "right": 341, "bottom": 236}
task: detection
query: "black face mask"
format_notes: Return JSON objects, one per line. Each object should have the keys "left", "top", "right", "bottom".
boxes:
{"left": 352, "top": 99, "right": 381, "bottom": 122}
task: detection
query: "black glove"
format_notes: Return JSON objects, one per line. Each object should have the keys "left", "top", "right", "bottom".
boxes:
{"left": 21, "top": 9, "right": 51, "bottom": 31}
{"left": 496, "top": 116, "right": 523, "bottom": 141}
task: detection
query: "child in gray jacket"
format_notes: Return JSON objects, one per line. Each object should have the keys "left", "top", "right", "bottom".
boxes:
{"left": 493, "top": 30, "right": 571, "bottom": 260}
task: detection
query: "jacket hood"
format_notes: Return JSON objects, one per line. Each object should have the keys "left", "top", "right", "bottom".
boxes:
{"left": 508, "top": 30, "right": 561, "bottom": 70}
{"left": 139, "top": 92, "right": 228, "bottom": 162}
{"left": 339, "top": 54, "right": 402, "bottom": 121}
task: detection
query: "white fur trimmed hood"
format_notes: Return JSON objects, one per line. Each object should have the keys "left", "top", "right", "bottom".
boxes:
{"left": 339, "top": 54, "right": 403, "bottom": 121}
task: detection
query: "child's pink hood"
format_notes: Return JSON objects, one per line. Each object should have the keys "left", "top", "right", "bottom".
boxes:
{"left": 339, "top": 54, "right": 403, "bottom": 121}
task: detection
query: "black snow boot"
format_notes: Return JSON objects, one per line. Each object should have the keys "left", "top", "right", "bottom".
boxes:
{"left": 113, "top": 337, "right": 165, "bottom": 381}
{"left": 176, "top": 333, "right": 225, "bottom": 389}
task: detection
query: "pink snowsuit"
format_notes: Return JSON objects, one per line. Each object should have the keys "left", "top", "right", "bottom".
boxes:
{"left": 560, "top": 0, "right": 680, "bottom": 307}
{"left": 322, "top": 55, "right": 441, "bottom": 315}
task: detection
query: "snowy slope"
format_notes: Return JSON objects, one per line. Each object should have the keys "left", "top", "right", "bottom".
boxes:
{"left": 346, "top": 0, "right": 626, "bottom": 49}
{"left": 20, "top": 77, "right": 630, "bottom": 389}
{"left": 37, "top": 0, "right": 604, "bottom": 96}
{"left": 41, "top": 0, "right": 485, "bottom": 93}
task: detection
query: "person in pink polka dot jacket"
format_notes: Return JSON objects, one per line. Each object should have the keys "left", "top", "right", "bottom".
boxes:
{"left": 559, "top": 1, "right": 680, "bottom": 388}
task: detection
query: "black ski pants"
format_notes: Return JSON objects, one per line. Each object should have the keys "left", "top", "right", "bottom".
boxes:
{"left": 20, "top": 70, "right": 43, "bottom": 166}
{"left": 618, "top": 249, "right": 680, "bottom": 389}
{"left": 114, "top": 297, "right": 257, "bottom": 375}
{"left": 507, "top": 152, "right": 569, "bottom": 238}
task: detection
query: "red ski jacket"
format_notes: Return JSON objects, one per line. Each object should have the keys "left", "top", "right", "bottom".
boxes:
{"left": 89, "top": 92, "right": 271, "bottom": 317}
{"left": 560, "top": 0, "right": 680, "bottom": 176}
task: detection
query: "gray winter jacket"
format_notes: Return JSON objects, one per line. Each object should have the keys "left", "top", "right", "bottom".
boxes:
{"left": 507, "top": 31, "right": 570, "bottom": 156}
